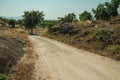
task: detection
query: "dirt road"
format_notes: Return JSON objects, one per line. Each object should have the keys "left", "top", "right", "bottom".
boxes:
{"left": 29, "top": 36, "right": 120, "bottom": 80}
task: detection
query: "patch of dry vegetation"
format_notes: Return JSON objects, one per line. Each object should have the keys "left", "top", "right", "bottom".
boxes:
{"left": 0, "top": 37, "right": 25, "bottom": 74}
{"left": 0, "top": 26, "right": 35, "bottom": 80}
{"left": 7, "top": 44, "right": 35, "bottom": 80}
{"left": 0, "top": 27, "right": 28, "bottom": 39}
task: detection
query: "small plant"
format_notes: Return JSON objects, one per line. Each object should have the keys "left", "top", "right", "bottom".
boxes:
{"left": 94, "top": 28, "right": 113, "bottom": 44}
{"left": 8, "top": 19, "right": 16, "bottom": 28}
{"left": 0, "top": 74, "right": 7, "bottom": 80}
{"left": 106, "top": 45, "right": 120, "bottom": 53}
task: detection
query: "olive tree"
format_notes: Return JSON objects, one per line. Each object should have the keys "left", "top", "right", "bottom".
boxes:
{"left": 58, "top": 13, "right": 77, "bottom": 23}
{"left": 79, "top": 11, "right": 93, "bottom": 21}
{"left": 92, "top": 0, "right": 120, "bottom": 21}
{"left": 8, "top": 19, "right": 16, "bottom": 28}
{"left": 23, "top": 10, "right": 44, "bottom": 34}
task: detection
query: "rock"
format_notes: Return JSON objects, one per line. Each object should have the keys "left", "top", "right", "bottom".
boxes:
{"left": 0, "top": 37, "right": 25, "bottom": 74}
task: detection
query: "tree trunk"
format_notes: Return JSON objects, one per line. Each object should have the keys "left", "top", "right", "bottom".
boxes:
{"left": 30, "top": 27, "right": 33, "bottom": 35}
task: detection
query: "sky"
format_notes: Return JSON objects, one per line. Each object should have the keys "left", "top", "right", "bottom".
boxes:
{"left": 0, "top": 0, "right": 119, "bottom": 20}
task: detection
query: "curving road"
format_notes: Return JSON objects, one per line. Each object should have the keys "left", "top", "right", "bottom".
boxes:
{"left": 29, "top": 36, "right": 120, "bottom": 80}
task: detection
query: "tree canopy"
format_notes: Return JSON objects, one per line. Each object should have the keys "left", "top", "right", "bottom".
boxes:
{"left": 58, "top": 13, "right": 77, "bottom": 23}
{"left": 79, "top": 11, "right": 93, "bottom": 21}
{"left": 23, "top": 10, "right": 44, "bottom": 34}
{"left": 8, "top": 19, "right": 16, "bottom": 28}
{"left": 92, "top": 0, "right": 120, "bottom": 21}
{"left": 40, "top": 20, "right": 57, "bottom": 28}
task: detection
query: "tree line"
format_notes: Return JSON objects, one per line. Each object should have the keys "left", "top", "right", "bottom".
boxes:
{"left": 0, "top": 0, "right": 119, "bottom": 34}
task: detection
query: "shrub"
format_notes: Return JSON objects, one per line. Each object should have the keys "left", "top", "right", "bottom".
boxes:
{"left": 79, "top": 11, "right": 93, "bottom": 21}
{"left": 8, "top": 19, "right": 16, "bottom": 28}
{"left": 94, "top": 29, "right": 113, "bottom": 44}
{"left": 58, "top": 13, "right": 77, "bottom": 23}
{"left": 106, "top": 45, "right": 120, "bottom": 53}
{"left": 111, "top": 27, "right": 120, "bottom": 45}
{"left": 0, "top": 74, "right": 7, "bottom": 80}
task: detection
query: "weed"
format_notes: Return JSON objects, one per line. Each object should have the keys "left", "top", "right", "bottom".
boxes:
{"left": 106, "top": 45, "right": 120, "bottom": 53}
{"left": 0, "top": 74, "right": 7, "bottom": 80}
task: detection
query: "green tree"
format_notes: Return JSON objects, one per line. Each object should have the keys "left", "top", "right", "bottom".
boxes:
{"left": 92, "top": 3, "right": 110, "bottom": 20}
{"left": 0, "top": 74, "right": 7, "bottom": 80}
{"left": 105, "top": 0, "right": 120, "bottom": 17}
{"left": 0, "top": 17, "right": 8, "bottom": 23}
{"left": 23, "top": 10, "right": 44, "bottom": 34}
{"left": 92, "top": 0, "right": 120, "bottom": 21}
{"left": 16, "top": 19, "right": 22, "bottom": 25}
{"left": 58, "top": 13, "right": 76, "bottom": 23}
{"left": 40, "top": 20, "right": 57, "bottom": 28}
{"left": 79, "top": 11, "right": 93, "bottom": 21}
{"left": 8, "top": 19, "right": 16, "bottom": 28}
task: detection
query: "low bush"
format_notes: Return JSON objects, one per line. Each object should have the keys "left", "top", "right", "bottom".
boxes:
{"left": 0, "top": 74, "right": 7, "bottom": 80}
{"left": 60, "top": 23, "right": 73, "bottom": 34}
{"left": 93, "top": 28, "right": 113, "bottom": 44}
{"left": 106, "top": 45, "right": 120, "bottom": 53}
{"left": 112, "top": 27, "right": 120, "bottom": 45}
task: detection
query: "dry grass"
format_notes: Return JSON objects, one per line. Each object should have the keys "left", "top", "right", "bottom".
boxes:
{"left": 7, "top": 46, "right": 35, "bottom": 80}
{"left": 0, "top": 26, "right": 36, "bottom": 80}
{"left": 0, "top": 26, "right": 28, "bottom": 39}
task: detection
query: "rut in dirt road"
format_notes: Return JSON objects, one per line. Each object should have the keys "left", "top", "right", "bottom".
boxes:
{"left": 29, "top": 36, "right": 120, "bottom": 80}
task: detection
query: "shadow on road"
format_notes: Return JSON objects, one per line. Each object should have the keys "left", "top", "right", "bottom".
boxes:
{"left": 29, "top": 33, "right": 41, "bottom": 36}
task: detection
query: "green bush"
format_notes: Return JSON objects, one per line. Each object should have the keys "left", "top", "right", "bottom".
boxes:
{"left": 79, "top": 11, "right": 93, "bottom": 21}
{"left": 8, "top": 19, "right": 16, "bottom": 28}
{"left": 94, "top": 28, "right": 113, "bottom": 44}
{"left": 0, "top": 74, "right": 7, "bottom": 80}
{"left": 106, "top": 45, "right": 120, "bottom": 53}
{"left": 111, "top": 27, "right": 120, "bottom": 45}
{"left": 58, "top": 13, "right": 77, "bottom": 23}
